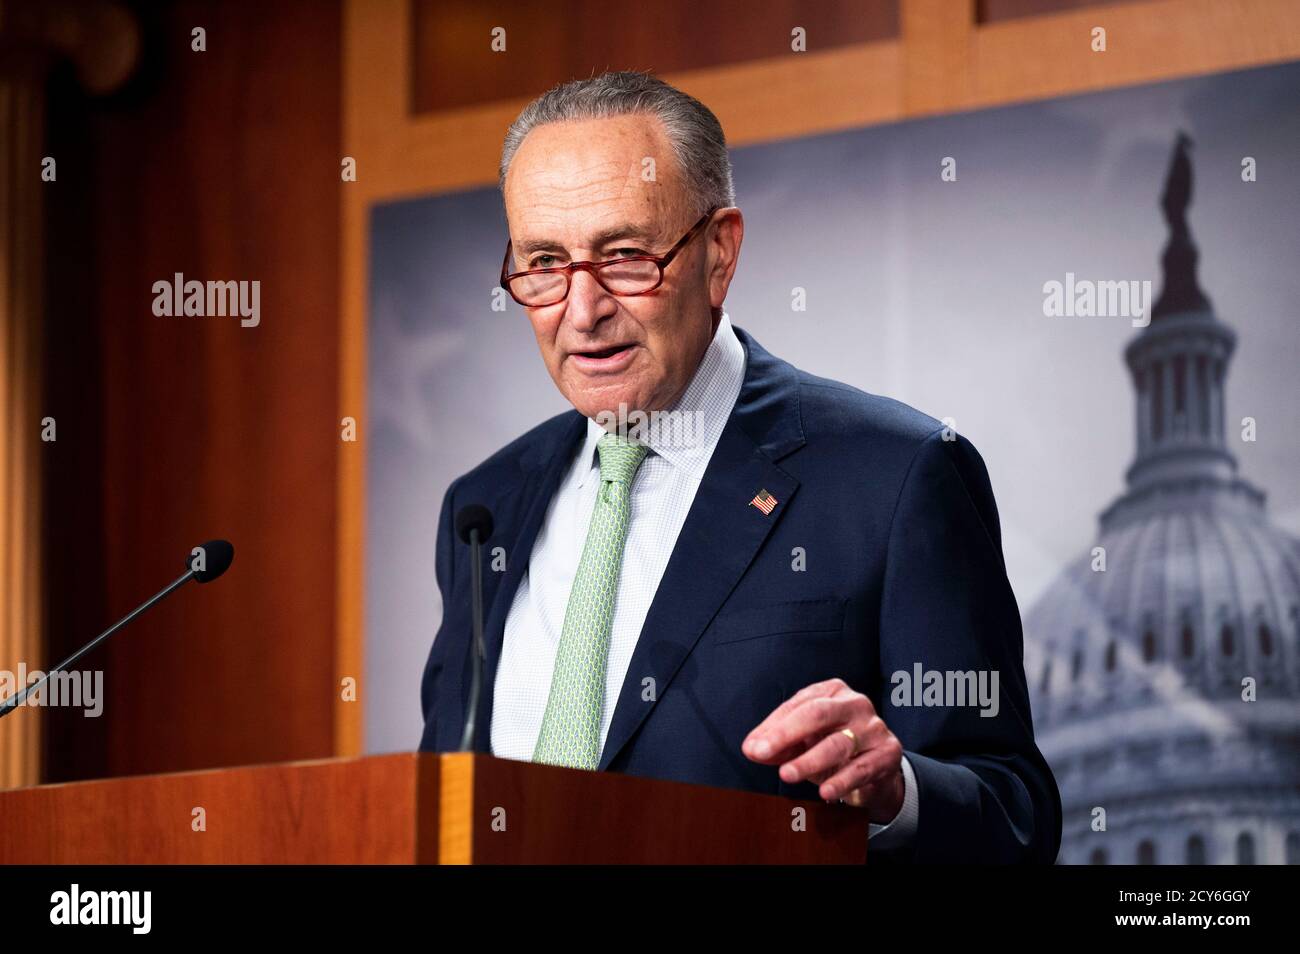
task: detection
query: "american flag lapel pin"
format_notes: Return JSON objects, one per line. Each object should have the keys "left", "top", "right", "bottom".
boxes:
{"left": 749, "top": 488, "right": 778, "bottom": 515}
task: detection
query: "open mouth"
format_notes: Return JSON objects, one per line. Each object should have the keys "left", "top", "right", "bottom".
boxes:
{"left": 575, "top": 343, "right": 632, "bottom": 359}
{"left": 569, "top": 342, "right": 637, "bottom": 374}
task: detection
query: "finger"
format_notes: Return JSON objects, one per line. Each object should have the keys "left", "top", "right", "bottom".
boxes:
{"left": 744, "top": 678, "right": 847, "bottom": 745}
{"left": 758, "top": 693, "right": 868, "bottom": 765}
{"left": 832, "top": 778, "right": 879, "bottom": 808}
{"left": 817, "top": 739, "right": 902, "bottom": 802}
{"left": 744, "top": 682, "right": 847, "bottom": 762}
{"left": 803, "top": 713, "right": 889, "bottom": 787}
{"left": 744, "top": 692, "right": 861, "bottom": 764}
{"left": 777, "top": 723, "right": 864, "bottom": 784}
{"left": 780, "top": 712, "right": 894, "bottom": 790}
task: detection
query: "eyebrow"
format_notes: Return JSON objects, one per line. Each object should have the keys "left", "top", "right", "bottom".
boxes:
{"left": 515, "top": 222, "right": 661, "bottom": 257}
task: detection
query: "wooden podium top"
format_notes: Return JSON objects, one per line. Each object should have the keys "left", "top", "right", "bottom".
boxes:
{"left": 0, "top": 753, "right": 869, "bottom": 864}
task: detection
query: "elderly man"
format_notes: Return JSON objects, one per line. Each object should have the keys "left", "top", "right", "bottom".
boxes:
{"left": 418, "top": 70, "right": 1061, "bottom": 863}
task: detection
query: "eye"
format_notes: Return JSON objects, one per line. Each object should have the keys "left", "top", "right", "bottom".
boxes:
{"left": 611, "top": 247, "right": 647, "bottom": 259}
{"left": 529, "top": 254, "right": 558, "bottom": 269}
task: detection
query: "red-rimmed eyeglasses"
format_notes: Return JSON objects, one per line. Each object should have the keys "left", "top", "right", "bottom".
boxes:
{"left": 500, "top": 208, "right": 718, "bottom": 307}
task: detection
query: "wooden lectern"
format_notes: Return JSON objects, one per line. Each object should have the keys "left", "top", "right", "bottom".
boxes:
{"left": 0, "top": 753, "right": 869, "bottom": 864}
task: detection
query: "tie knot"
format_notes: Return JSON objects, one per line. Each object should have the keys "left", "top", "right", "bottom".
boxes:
{"left": 596, "top": 432, "right": 649, "bottom": 486}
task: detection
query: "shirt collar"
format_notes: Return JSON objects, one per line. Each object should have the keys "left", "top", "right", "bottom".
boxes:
{"left": 577, "top": 311, "right": 747, "bottom": 487}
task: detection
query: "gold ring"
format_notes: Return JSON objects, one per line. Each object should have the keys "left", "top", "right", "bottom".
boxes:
{"left": 840, "top": 787, "right": 867, "bottom": 808}
{"left": 839, "top": 727, "right": 858, "bottom": 756}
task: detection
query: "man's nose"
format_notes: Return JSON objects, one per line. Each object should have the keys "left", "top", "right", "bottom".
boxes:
{"left": 564, "top": 268, "right": 615, "bottom": 333}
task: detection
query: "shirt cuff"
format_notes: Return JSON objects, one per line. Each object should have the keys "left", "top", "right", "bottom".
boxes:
{"left": 867, "top": 754, "right": 918, "bottom": 850}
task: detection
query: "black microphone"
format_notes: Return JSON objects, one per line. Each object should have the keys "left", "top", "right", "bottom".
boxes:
{"left": 454, "top": 506, "right": 493, "bottom": 752}
{"left": 0, "top": 539, "right": 235, "bottom": 719}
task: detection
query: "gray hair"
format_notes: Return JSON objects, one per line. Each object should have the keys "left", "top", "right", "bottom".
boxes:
{"left": 498, "top": 70, "right": 736, "bottom": 217}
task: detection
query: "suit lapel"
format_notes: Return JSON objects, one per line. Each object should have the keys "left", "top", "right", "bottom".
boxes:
{"left": 459, "top": 410, "right": 586, "bottom": 754}
{"left": 597, "top": 327, "right": 805, "bottom": 770}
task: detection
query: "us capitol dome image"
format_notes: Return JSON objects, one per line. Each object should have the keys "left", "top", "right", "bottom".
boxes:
{"left": 1024, "top": 133, "right": 1300, "bottom": 865}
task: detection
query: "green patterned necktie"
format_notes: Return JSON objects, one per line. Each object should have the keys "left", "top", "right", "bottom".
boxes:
{"left": 532, "top": 432, "right": 650, "bottom": 769}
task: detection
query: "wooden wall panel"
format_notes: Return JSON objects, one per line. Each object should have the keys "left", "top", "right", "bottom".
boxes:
{"left": 410, "top": 0, "right": 901, "bottom": 114}
{"left": 978, "top": 0, "right": 1126, "bottom": 22}
{"left": 41, "top": 0, "right": 342, "bottom": 782}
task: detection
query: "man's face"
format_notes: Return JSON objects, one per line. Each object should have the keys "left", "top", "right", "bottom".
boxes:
{"left": 502, "top": 113, "right": 741, "bottom": 419}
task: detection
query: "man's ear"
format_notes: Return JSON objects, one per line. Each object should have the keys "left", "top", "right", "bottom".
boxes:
{"left": 707, "top": 207, "right": 744, "bottom": 311}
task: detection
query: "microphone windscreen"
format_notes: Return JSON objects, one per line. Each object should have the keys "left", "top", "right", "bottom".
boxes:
{"left": 189, "top": 539, "right": 235, "bottom": 583}
{"left": 455, "top": 504, "right": 494, "bottom": 544}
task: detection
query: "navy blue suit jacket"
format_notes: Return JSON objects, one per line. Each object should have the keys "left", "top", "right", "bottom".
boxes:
{"left": 419, "top": 325, "right": 1062, "bottom": 864}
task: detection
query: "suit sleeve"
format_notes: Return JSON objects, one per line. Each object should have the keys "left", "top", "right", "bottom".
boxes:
{"left": 872, "top": 428, "right": 1062, "bottom": 864}
{"left": 417, "top": 476, "right": 460, "bottom": 752}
